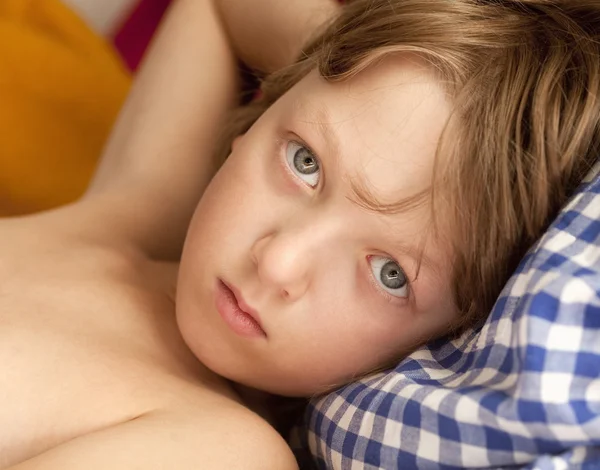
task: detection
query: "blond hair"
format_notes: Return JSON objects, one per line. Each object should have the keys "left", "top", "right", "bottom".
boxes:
{"left": 217, "top": 0, "right": 600, "bottom": 337}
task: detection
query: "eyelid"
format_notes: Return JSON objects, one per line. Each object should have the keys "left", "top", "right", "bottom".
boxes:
{"left": 291, "top": 133, "right": 317, "bottom": 154}
{"left": 366, "top": 255, "right": 412, "bottom": 306}
{"left": 280, "top": 135, "right": 324, "bottom": 190}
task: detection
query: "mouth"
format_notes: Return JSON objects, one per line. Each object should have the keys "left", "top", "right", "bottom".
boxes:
{"left": 215, "top": 279, "right": 266, "bottom": 338}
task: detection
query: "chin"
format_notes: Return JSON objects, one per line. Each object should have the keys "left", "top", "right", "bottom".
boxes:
{"left": 232, "top": 369, "right": 330, "bottom": 398}
{"left": 173, "top": 303, "right": 202, "bottom": 358}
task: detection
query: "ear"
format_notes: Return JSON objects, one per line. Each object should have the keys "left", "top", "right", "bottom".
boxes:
{"left": 232, "top": 134, "right": 245, "bottom": 152}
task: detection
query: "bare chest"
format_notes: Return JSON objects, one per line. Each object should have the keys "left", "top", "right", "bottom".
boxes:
{"left": 0, "top": 243, "right": 230, "bottom": 468}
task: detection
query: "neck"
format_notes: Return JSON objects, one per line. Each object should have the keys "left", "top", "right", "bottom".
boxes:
{"left": 229, "top": 382, "right": 308, "bottom": 438}
{"left": 230, "top": 382, "right": 275, "bottom": 423}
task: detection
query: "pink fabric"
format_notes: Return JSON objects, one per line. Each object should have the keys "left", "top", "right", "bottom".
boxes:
{"left": 113, "top": 0, "right": 345, "bottom": 72}
{"left": 112, "top": 0, "right": 172, "bottom": 71}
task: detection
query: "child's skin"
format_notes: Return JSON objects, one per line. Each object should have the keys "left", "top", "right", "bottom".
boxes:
{"left": 179, "top": 63, "right": 458, "bottom": 397}
{"left": 0, "top": 0, "right": 457, "bottom": 468}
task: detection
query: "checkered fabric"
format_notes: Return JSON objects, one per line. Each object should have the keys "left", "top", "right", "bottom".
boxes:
{"left": 293, "top": 164, "right": 600, "bottom": 469}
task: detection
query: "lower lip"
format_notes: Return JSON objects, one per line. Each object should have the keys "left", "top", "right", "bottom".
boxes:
{"left": 214, "top": 280, "right": 266, "bottom": 338}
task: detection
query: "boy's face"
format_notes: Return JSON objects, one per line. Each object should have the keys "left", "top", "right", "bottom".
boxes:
{"left": 177, "top": 56, "right": 458, "bottom": 396}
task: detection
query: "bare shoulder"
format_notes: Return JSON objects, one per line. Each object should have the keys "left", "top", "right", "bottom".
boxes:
{"left": 10, "top": 406, "right": 299, "bottom": 470}
{"left": 0, "top": 197, "right": 143, "bottom": 259}
{"left": 0, "top": 200, "right": 156, "bottom": 304}
{"left": 177, "top": 402, "right": 300, "bottom": 470}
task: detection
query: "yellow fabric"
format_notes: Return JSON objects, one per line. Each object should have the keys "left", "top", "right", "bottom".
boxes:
{"left": 0, "top": 0, "right": 131, "bottom": 215}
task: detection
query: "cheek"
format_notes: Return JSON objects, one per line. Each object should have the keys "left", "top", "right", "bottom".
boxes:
{"left": 201, "top": 156, "right": 252, "bottom": 211}
{"left": 329, "top": 313, "right": 407, "bottom": 365}
{"left": 189, "top": 153, "right": 263, "bottom": 238}
{"left": 299, "top": 293, "right": 409, "bottom": 379}
{"left": 178, "top": 156, "right": 255, "bottom": 295}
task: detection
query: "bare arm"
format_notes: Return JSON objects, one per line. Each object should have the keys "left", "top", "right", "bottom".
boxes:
{"left": 83, "top": 0, "right": 339, "bottom": 260}
{"left": 84, "top": 0, "right": 238, "bottom": 259}
{"left": 217, "top": 0, "right": 340, "bottom": 72}
{"left": 7, "top": 410, "right": 298, "bottom": 470}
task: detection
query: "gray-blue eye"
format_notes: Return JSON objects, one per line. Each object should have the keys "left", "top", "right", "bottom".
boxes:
{"left": 285, "top": 142, "right": 320, "bottom": 187}
{"left": 370, "top": 256, "right": 409, "bottom": 298}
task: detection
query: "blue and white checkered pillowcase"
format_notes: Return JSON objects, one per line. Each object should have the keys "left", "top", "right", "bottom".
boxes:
{"left": 293, "top": 164, "right": 600, "bottom": 469}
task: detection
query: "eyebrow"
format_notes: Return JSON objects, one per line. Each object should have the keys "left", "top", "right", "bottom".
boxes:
{"left": 300, "top": 102, "right": 440, "bottom": 277}
{"left": 301, "top": 103, "right": 341, "bottom": 159}
{"left": 390, "top": 233, "right": 441, "bottom": 280}
{"left": 301, "top": 102, "right": 431, "bottom": 214}
{"left": 349, "top": 179, "right": 440, "bottom": 277}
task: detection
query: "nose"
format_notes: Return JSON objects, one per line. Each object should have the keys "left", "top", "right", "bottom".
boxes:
{"left": 251, "top": 232, "right": 310, "bottom": 301}
{"left": 250, "top": 214, "right": 338, "bottom": 302}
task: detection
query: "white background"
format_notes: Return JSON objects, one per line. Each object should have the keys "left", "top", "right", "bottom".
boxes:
{"left": 60, "top": 0, "right": 138, "bottom": 35}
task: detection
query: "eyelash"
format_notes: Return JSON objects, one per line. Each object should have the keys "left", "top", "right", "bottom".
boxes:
{"left": 278, "top": 137, "right": 411, "bottom": 307}
{"left": 366, "top": 256, "right": 411, "bottom": 306}
{"left": 279, "top": 138, "right": 321, "bottom": 190}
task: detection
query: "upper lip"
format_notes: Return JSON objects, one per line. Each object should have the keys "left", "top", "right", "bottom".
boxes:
{"left": 222, "top": 280, "right": 264, "bottom": 331}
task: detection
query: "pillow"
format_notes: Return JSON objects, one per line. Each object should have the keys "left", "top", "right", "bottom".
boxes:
{"left": 294, "top": 164, "right": 600, "bottom": 469}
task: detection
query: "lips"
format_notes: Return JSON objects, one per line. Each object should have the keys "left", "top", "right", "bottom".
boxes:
{"left": 215, "top": 279, "right": 266, "bottom": 338}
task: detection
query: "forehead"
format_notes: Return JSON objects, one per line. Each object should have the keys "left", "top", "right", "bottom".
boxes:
{"left": 283, "top": 55, "right": 452, "bottom": 203}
